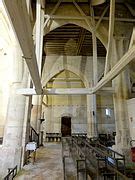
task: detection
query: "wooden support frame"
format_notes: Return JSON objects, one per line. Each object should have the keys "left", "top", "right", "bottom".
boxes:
{"left": 44, "top": 0, "right": 62, "bottom": 28}
{"left": 41, "top": 0, "right": 45, "bottom": 9}
{"left": 3, "top": 0, "right": 42, "bottom": 94}
{"left": 125, "top": 3, "right": 135, "bottom": 17}
{"left": 73, "top": 0, "right": 93, "bottom": 31}
{"left": 44, "top": 17, "right": 50, "bottom": 28}
{"left": 129, "top": 27, "right": 135, "bottom": 49}
{"left": 93, "top": 45, "right": 135, "bottom": 93}
{"left": 90, "top": 5, "right": 98, "bottom": 85}
{"left": 50, "top": 0, "right": 62, "bottom": 15}
{"left": 36, "top": 0, "right": 44, "bottom": 75}
{"left": 104, "top": 0, "right": 115, "bottom": 75}
{"left": 95, "top": 5, "right": 109, "bottom": 30}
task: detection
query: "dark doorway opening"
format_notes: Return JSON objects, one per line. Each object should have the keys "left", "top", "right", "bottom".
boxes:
{"left": 61, "top": 116, "right": 71, "bottom": 137}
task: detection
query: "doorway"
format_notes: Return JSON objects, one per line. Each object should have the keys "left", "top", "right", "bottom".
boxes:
{"left": 61, "top": 116, "right": 71, "bottom": 137}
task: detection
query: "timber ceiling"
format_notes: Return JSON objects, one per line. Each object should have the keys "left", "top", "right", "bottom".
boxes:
{"left": 32, "top": 0, "right": 135, "bottom": 56}
{"left": 44, "top": 24, "right": 106, "bottom": 56}
{"left": 43, "top": 0, "right": 135, "bottom": 56}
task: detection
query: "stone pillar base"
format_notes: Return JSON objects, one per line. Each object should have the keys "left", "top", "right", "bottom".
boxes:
{"left": 0, "top": 146, "right": 23, "bottom": 177}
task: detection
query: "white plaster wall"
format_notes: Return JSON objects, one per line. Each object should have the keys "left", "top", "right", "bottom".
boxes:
{"left": 97, "top": 95, "right": 115, "bottom": 133}
{"left": 127, "top": 98, "right": 135, "bottom": 140}
{"left": 43, "top": 105, "right": 87, "bottom": 135}
{"left": 0, "top": 4, "right": 19, "bottom": 137}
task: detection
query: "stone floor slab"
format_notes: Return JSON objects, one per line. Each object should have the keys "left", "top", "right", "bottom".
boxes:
{"left": 15, "top": 143, "right": 64, "bottom": 180}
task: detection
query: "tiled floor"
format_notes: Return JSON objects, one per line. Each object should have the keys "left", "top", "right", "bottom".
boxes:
{"left": 15, "top": 143, "right": 64, "bottom": 180}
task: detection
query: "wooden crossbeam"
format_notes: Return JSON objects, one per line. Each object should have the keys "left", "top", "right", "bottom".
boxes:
{"left": 44, "top": 15, "right": 135, "bottom": 22}
{"left": 50, "top": 0, "right": 62, "bottom": 15}
{"left": 129, "top": 27, "right": 135, "bottom": 49}
{"left": 17, "top": 87, "right": 114, "bottom": 95}
{"left": 3, "top": 0, "right": 42, "bottom": 94}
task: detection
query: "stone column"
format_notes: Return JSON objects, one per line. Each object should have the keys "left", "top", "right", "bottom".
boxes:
{"left": 112, "top": 38, "right": 131, "bottom": 159}
{"left": 21, "top": 77, "right": 33, "bottom": 167}
{"left": 87, "top": 94, "right": 97, "bottom": 138}
{"left": 87, "top": 23, "right": 98, "bottom": 138}
{"left": 0, "top": 43, "right": 29, "bottom": 176}
{"left": 30, "top": 95, "right": 42, "bottom": 132}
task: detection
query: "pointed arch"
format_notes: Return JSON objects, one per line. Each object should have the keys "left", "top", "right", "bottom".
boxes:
{"left": 42, "top": 65, "right": 89, "bottom": 88}
{"left": 44, "top": 21, "right": 108, "bottom": 48}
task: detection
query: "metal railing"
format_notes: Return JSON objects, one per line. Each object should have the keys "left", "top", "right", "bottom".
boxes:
{"left": 3, "top": 165, "right": 17, "bottom": 180}
{"left": 29, "top": 126, "right": 39, "bottom": 147}
{"left": 71, "top": 136, "right": 129, "bottom": 179}
{"left": 95, "top": 141, "right": 126, "bottom": 173}
{"left": 62, "top": 137, "right": 87, "bottom": 180}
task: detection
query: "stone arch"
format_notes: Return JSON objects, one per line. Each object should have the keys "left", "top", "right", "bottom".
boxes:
{"left": 44, "top": 21, "right": 107, "bottom": 48}
{"left": 61, "top": 113, "right": 73, "bottom": 118}
{"left": 42, "top": 64, "right": 89, "bottom": 88}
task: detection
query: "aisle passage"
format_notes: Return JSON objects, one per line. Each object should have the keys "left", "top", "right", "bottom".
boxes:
{"left": 15, "top": 143, "right": 64, "bottom": 180}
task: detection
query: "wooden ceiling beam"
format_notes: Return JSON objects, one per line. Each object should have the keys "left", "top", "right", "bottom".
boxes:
{"left": 95, "top": 5, "right": 109, "bottom": 30}
{"left": 41, "top": 0, "right": 45, "bottom": 9}
{"left": 17, "top": 87, "right": 115, "bottom": 95}
{"left": 45, "top": 14, "right": 135, "bottom": 22}
{"left": 3, "top": 0, "right": 42, "bottom": 94}
{"left": 73, "top": 0, "right": 93, "bottom": 31}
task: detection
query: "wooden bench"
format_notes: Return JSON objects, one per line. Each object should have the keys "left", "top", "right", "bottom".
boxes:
{"left": 46, "top": 133, "right": 61, "bottom": 142}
